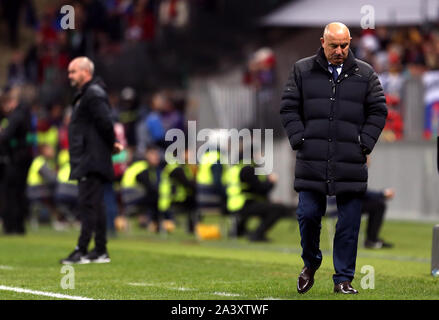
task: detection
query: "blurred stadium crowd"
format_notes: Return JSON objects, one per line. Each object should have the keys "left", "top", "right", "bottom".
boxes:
{"left": 0, "top": 0, "right": 294, "bottom": 239}
{"left": 1, "top": 0, "right": 439, "bottom": 237}
{"left": 350, "top": 26, "right": 439, "bottom": 141}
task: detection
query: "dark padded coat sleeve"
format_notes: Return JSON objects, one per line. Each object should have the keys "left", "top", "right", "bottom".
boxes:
{"left": 280, "top": 63, "right": 305, "bottom": 151}
{"left": 88, "top": 96, "right": 115, "bottom": 149}
{"left": 360, "top": 71, "right": 388, "bottom": 154}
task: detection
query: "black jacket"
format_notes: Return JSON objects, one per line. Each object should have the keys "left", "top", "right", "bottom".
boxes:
{"left": 0, "top": 103, "right": 32, "bottom": 164}
{"left": 280, "top": 48, "right": 387, "bottom": 195}
{"left": 68, "top": 78, "right": 115, "bottom": 181}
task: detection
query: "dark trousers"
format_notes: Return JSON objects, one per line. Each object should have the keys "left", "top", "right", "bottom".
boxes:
{"left": 2, "top": 160, "right": 31, "bottom": 234}
{"left": 174, "top": 197, "right": 197, "bottom": 233}
{"left": 362, "top": 198, "right": 386, "bottom": 242}
{"left": 77, "top": 173, "right": 107, "bottom": 253}
{"left": 103, "top": 183, "right": 117, "bottom": 235}
{"left": 234, "top": 200, "right": 289, "bottom": 238}
{"left": 297, "top": 191, "right": 363, "bottom": 284}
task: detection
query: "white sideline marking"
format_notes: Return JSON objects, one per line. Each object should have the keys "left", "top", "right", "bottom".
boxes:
{"left": 128, "top": 282, "right": 196, "bottom": 291}
{"left": 0, "top": 285, "right": 95, "bottom": 300}
{"left": 212, "top": 291, "right": 241, "bottom": 297}
{"left": 127, "top": 282, "right": 242, "bottom": 297}
{"left": 0, "top": 265, "right": 13, "bottom": 270}
{"left": 127, "top": 282, "right": 284, "bottom": 299}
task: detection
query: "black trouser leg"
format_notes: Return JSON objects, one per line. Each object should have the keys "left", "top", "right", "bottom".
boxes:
{"left": 362, "top": 199, "right": 386, "bottom": 242}
{"left": 77, "top": 174, "right": 106, "bottom": 253}
{"left": 250, "top": 202, "right": 285, "bottom": 238}
{"left": 3, "top": 184, "right": 15, "bottom": 233}
{"left": 234, "top": 207, "right": 253, "bottom": 236}
{"left": 3, "top": 162, "right": 29, "bottom": 234}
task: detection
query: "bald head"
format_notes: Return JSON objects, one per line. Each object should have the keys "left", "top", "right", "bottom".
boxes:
{"left": 320, "top": 22, "right": 352, "bottom": 65}
{"left": 68, "top": 57, "right": 94, "bottom": 88}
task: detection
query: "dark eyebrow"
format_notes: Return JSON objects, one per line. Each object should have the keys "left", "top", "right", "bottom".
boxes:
{"left": 330, "top": 43, "right": 349, "bottom": 47}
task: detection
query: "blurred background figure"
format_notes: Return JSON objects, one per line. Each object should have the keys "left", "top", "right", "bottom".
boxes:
{"left": 327, "top": 156, "right": 395, "bottom": 249}
{"left": 0, "top": 87, "right": 33, "bottom": 235}
{"left": 55, "top": 143, "right": 79, "bottom": 227}
{"left": 361, "top": 188, "right": 395, "bottom": 249}
{"left": 158, "top": 147, "right": 196, "bottom": 234}
{"left": 134, "top": 144, "right": 162, "bottom": 232}
{"left": 141, "top": 91, "right": 185, "bottom": 154}
{"left": 106, "top": 120, "right": 129, "bottom": 237}
{"left": 0, "top": 0, "right": 438, "bottom": 238}
{"left": 226, "top": 145, "right": 294, "bottom": 242}
{"left": 120, "top": 144, "right": 162, "bottom": 232}
{"left": 26, "top": 143, "right": 57, "bottom": 227}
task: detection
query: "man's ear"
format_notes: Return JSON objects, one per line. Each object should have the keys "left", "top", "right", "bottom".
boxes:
{"left": 320, "top": 37, "right": 324, "bottom": 46}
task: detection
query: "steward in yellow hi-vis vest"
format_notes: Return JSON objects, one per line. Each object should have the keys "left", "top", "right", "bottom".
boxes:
{"left": 26, "top": 144, "right": 58, "bottom": 225}
{"left": 37, "top": 125, "right": 59, "bottom": 150}
{"left": 120, "top": 145, "right": 161, "bottom": 232}
{"left": 55, "top": 149, "right": 78, "bottom": 218}
{"left": 224, "top": 153, "right": 293, "bottom": 242}
{"left": 26, "top": 144, "right": 57, "bottom": 202}
{"left": 196, "top": 149, "right": 228, "bottom": 212}
{"left": 159, "top": 148, "right": 197, "bottom": 233}
{"left": 120, "top": 159, "right": 150, "bottom": 205}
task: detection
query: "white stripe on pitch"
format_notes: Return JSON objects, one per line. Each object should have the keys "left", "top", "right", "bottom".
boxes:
{"left": 0, "top": 266, "right": 13, "bottom": 270}
{"left": 0, "top": 285, "right": 95, "bottom": 300}
{"left": 212, "top": 291, "right": 241, "bottom": 297}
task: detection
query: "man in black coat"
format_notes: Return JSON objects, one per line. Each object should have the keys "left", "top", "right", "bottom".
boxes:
{"left": 280, "top": 23, "right": 387, "bottom": 294}
{"left": 60, "top": 57, "right": 123, "bottom": 264}
{"left": 0, "top": 88, "right": 33, "bottom": 234}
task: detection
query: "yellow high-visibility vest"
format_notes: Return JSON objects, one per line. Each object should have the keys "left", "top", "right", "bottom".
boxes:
{"left": 224, "top": 163, "right": 268, "bottom": 212}
{"left": 120, "top": 161, "right": 149, "bottom": 189}
{"left": 158, "top": 163, "right": 178, "bottom": 212}
{"left": 57, "top": 149, "right": 70, "bottom": 167}
{"left": 57, "top": 163, "right": 77, "bottom": 185}
{"left": 37, "top": 126, "right": 58, "bottom": 148}
{"left": 159, "top": 163, "right": 194, "bottom": 212}
{"left": 196, "top": 150, "right": 220, "bottom": 185}
{"left": 27, "top": 156, "right": 46, "bottom": 187}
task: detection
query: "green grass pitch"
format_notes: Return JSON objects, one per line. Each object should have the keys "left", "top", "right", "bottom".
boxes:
{"left": 0, "top": 216, "right": 439, "bottom": 300}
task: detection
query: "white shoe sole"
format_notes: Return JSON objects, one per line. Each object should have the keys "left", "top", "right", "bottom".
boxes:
{"left": 91, "top": 258, "right": 111, "bottom": 263}
{"left": 61, "top": 258, "right": 90, "bottom": 265}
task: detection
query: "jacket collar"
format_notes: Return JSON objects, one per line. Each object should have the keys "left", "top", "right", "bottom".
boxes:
{"left": 315, "top": 47, "right": 357, "bottom": 74}
{"left": 73, "top": 79, "right": 92, "bottom": 104}
{"left": 72, "top": 77, "right": 106, "bottom": 104}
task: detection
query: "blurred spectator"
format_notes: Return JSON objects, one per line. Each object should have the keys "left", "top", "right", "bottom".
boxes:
{"left": 243, "top": 47, "right": 276, "bottom": 88}
{"left": 159, "top": 0, "right": 189, "bottom": 29}
{"left": 7, "top": 51, "right": 27, "bottom": 87}
{"left": 0, "top": 87, "right": 33, "bottom": 235}
{"left": 142, "top": 91, "right": 185, "bottom": 153}
{"left": 118, "top": 86, "right": 139, "bottom": 148}
{"left": 423, "top": 70, "right": 439, "bottom": 140}
{"left": 26, "top": 143, "right": 57, "bottom": 225}
{"left": 125, "top": 0, "right": 156, "bottom": 42}
{"left": 1, "top": 0, "right": 25, "bottom": 47}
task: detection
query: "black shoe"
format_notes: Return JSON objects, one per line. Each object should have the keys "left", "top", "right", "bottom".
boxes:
{"left": 83, "top": 248, "right": 111, "bottom": 264}
{"left": 378, "top": 239, "right": 394, "bottom": 248}
{"left": 60, "top": 249, "right": 88, "bottom": 264}
{"left": 364, "top": 239, "right": 394, "bottom": 249}
{"left": 297, "top": 266, "right": 317, "bottom": 294}
{"left": 334, "top": 281, "right": 359, "bottom": 294}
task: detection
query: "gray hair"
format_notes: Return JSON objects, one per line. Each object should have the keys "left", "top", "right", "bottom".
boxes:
{"left": 323, "top": 22, "right": 351, "bottom": 38}
{"left": 73, "top": 56, "right": 95, "bottom": 76}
